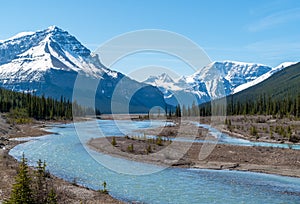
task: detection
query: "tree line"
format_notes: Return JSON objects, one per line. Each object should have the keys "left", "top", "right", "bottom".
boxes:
{"left": 177, "top": 93, "right": 300, "bottom": 118}
{"left": 180, "top": 63, "right": 300, "bottom": 117}
{"left": 0, "top": 88, "right": 86, "bottom": 120}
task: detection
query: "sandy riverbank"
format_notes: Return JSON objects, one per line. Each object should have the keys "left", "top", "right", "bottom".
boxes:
{"left": 0, "top": 114, "right": 123, "bottom": 204}
{"left": 87, "top": 118, "right": 300, "bottom": 178}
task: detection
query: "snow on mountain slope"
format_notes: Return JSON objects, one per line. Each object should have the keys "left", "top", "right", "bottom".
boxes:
{"left": 0, "top": 26, "right": 166, "bottom": 113}
{"left": 144, "top": 73, "right": 203, "bottom": 106}
{"left": 144, "top": 61, "right": 273, "bottom": 106}
{"left": 0, "top": 26, "right": 111, "bottom": 81}
{"left": 233, "top": 62, "right": 298, "bottom": 94}
{"left": 1, "top": 26, "right": 294, "bottom": 110}
{"left": 145, "top": 73, "right": 183, "bottom": 91}
{"left": 0, "top": 31, "right": 35, "bottom": 43}
{"left": 191, "top": 61, "right": 272, "bottom": 98}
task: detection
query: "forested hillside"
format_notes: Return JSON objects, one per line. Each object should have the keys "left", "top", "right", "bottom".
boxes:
{"left": 195, "top": 62, "right": 300, "bottom": 117}
{"left": 0, "top": 88, "right": 85, "bottom": 121}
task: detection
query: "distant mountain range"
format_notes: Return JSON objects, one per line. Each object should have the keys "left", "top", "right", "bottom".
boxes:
{"left": 0, "top": 26, "right": 298, "bottom": 111}
{"left": 197, "top": 62, "right": 300, "bottom": 117}
{"left": 231, "top": 62, "right": 300, "bottom": 102}
{"left": 0, "top": 26, "right": 166, "bottom": 113}
{"left": 144, "top": 61, "right": 297, "bottom": 106}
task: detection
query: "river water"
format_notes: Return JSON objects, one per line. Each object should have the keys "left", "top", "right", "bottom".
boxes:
{"left": 9, "top": 120, "right": 300, "bottom": 203}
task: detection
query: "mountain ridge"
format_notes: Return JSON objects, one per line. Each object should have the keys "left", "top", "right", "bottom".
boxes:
{"left": 1, "top": 26, "right": 298, "bottom": 111}
{"left": 232, "top": 62, "right": 300, "bottom": 101}
{"left": 0, "top": 26, "right": 166, "bottom": 113}
{"left": 144, "top": 61, "right": 282, "bottom": 106}
{"left": 233, "top": 62, "right": 298, "bottom": 94}
{"left": 198, "top": 62, "right": 300, "bottom": 117}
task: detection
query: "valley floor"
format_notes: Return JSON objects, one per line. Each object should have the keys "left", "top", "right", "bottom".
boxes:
{"left": 1, "top": 114, "right": 300, "bottom": 203}
{"left": 88, "top": 116, "right": 300, "bottom": 178}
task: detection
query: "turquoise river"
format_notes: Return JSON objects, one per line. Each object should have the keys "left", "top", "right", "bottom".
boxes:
{"left": 9, "top": 120, "right": 300, "bottom": 203}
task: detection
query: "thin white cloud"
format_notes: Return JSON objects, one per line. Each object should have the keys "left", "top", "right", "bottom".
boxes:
{"left": 248, "top": 7, "right": 300, "bottom": 32}
{"left": 245, "top": 39, "right": 300, "bottom": 65}
{"left": 246, "top": 40, "right": 300, "bottom": 52}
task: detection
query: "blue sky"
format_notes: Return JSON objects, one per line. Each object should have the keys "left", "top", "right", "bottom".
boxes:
{"left": 0, "top": 0, "right": 299, "bottom": 78}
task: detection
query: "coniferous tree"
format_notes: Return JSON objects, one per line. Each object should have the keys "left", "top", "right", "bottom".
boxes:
{"left": 5, "top": 154, "right": 34, "bottom": 204}
{"left": 187, "top": 105, "right": 191, "bottom": 116}
{"left": 175, "top": 105, "right": 181, "bottom": 117}
{"left": 34, "top": 159, "right": 47, "bottom": 204}
{"left": 198, "top": 91, "right": 300, "bottom": 118}
{"left": 0, "top": 88, "right": 89, "bottom": 120}
{"left": 182, "top": 104, "right": 187, "bottom": 116}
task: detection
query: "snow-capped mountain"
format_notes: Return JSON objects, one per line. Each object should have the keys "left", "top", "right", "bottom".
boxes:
{"left": 233, "top": 62, "right": 298, "bottom": 94}
{"left": 144, "top": 73, "right": 210, "bottom": 106}
{"left": 0, "top": 26, "right": 111, "bottom": 83}
{"left": 0, "top": 26, "right": 166, "bottom": 113}
{"left": 144, "top": 61, "right": 273, "bottom": 106}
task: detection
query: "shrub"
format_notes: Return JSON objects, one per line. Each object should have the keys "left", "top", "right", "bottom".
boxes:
{"left": 156, "top": 137, "right": 163, "bottom": 146}
{"left": 146, "top": 145, "right": 152, "bottom": 154}
{"left": 98, "top": 181, "right": 109, "bottom": 194}
{"left": 250, "top": 126, "right": 258, "bottom": 136}
{"left": 8, "top": 108, "right": 32, "bottom": 124}
{"left": 127, "top": 144, "right": 134, "bottom": 152}
{"left": 289, "top": 135, "right": 300, "bottom": 143}
{"left": 47, "top": 188, "right": 58, "bottom": 204}
{"left": 270, "top": 131, "right": 274, "bottom": 140}
{"left": 111, "top": 137, "right": 117, "bottom": 146}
